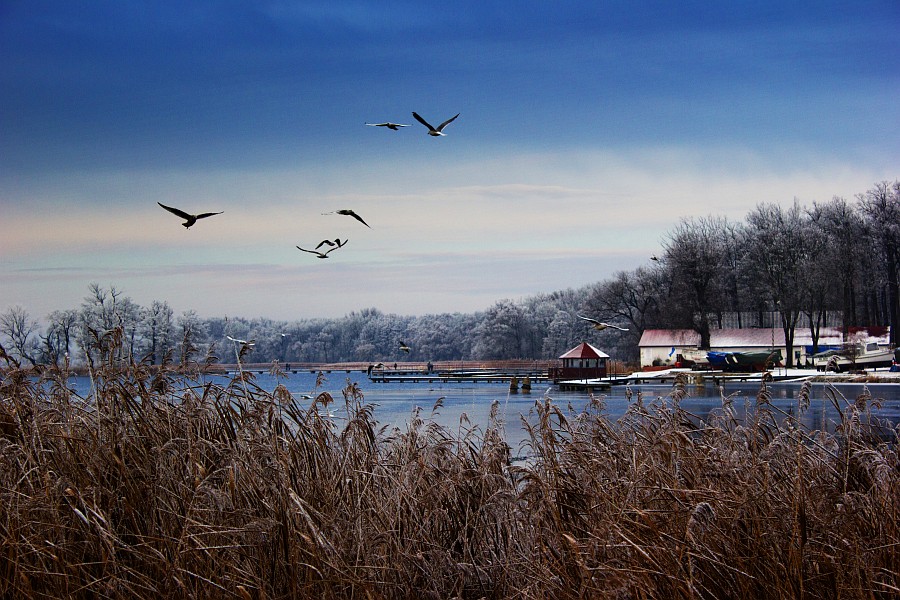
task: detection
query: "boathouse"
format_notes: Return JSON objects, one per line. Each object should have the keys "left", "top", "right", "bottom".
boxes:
{"left": 549, "top": 342, "right": 609, "bottom": 382}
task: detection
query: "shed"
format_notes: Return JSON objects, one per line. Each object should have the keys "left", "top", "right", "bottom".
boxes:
{"left": 549, "top": 342, "right": 609, "bottom": 382}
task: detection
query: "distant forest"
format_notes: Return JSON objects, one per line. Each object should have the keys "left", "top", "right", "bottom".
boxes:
{"left": 3, "top": 181, "right": 898, "bottom": 369}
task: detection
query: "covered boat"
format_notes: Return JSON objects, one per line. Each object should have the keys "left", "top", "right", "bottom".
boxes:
{"left": 724, "top": 350, "right": 783, "bottom": 372}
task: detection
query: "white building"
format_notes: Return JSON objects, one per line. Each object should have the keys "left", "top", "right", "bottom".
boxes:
{"left": 637, "top": 327, "right": 852, "bottom": 368}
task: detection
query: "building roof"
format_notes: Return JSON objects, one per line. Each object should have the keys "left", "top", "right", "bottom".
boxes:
{"left": 638, "top": 327, "right": 847, "bottom": 349}
{"left": 559, "top": 342, "right": 609, "bottom": 359}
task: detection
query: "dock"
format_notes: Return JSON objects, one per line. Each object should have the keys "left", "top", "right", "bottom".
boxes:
{"left": 556, "top": 368, "right": 816, "bottom": 391}
{"left": 368, "top": 369, "right": 549, "bottom": 385}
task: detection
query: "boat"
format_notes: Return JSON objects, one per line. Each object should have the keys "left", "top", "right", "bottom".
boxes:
{"left": 724, "top": 350, "right": 783, "bottom": 372}
{"left": 679, "top": 349, "right": 710, "bottom": 368}
{"left": 706, "top": 349, "right": 782, "bottom": 372}
{"left": 705, "top": 351, "right": 729, "bottom": 370}
{"left": 814, "top": 342, "right": 897, "bottom": 372}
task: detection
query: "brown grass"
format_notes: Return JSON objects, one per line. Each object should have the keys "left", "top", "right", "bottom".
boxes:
{"left": 0, "top": 348, "right": 898, "bottom": 599}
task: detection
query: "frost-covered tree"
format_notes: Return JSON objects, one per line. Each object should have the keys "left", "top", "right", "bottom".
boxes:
{"left": 472, "top": 300, "right": 526, "bottom": 359}
{"left": 858, "top": 180, "right": 900, "bottom": 347}
{"left": 742, "top": 201, "right": 809, "bottom": 367}
{"left": 142, "top": 301, "right": 174, "bottom": 365}
{"left": 661, "top": 217, "right": 729, "bottom": 348}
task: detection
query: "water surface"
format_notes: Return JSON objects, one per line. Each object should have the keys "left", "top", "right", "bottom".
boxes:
{"left": 63, "top": 370, "right": 900, "bottom": 452}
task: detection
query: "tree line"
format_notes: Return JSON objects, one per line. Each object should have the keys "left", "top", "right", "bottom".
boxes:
{"left": 2, "top": 181, "right": 897, "bottom": 368}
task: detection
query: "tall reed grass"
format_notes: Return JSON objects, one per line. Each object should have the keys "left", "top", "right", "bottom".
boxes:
{"left": 1, "top": 344, "right": 897, "bottom": 599}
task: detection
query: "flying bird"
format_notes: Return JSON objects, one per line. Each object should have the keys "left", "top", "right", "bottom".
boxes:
{"left": 577, "top": 315, "right": 630, "bottom": 331}
{"left": 226, "top": 335, "right": 255, "bottom": 346}
{"left": 365, "top": 122, "right": 409, "bottom": 130}
{"left": 315, "top": 238, "right": 348, "bottom": 250}
{"left": 296, "top": 240, "right": 347, "bottom": 259}
{"left": 412, "top": 112, "right": 460, "bottom": 136}
{"left": 157, "top": 202, "right": 223, "bottom": 228}
{"left": 399, "top": 341, "right": 410, "bottom": 353}
{"left": 323, "top": 209, "right": 371, "bottom": 228}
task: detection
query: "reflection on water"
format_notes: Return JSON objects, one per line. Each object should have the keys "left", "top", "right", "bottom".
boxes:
{"left": 62, "top": 371, "right": 900, "bottom": 452}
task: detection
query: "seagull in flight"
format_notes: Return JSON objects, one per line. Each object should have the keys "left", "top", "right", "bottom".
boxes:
{"left": 399, "top": 341, "right": 410, "bottom": 353}
{"left": 412, "top": 112, "right": 459, "bottom": 136}
{"left": 577, "top": 315, "right": 630, "bottom": 331}
{"left": 315, "top": 238, "right": 348, "bottom": 250}
{"left": 296, "top": 240, "right": 347, "bottom": 259}
{"left": 323, "top": 209, "right": 371, "bottom": 228}
{"left": 365, "top": 122, "right": 409, "bottom": 130}
{"left": 226, "top": 335, "right": 255, "bottom": 346}
{"left": 157, "top": 202, "right": 223, "bottom": 228}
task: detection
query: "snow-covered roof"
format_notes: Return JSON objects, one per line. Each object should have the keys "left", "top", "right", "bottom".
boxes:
{"left": 559, "top": 342, "right": 609, "bottom": 359}
{"left": 639, "top": 327, "right": 847, "bottom": 349}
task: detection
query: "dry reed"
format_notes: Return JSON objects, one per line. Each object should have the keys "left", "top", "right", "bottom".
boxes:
{"left": 0, "top": 342, "right": 898, "bottom": 599}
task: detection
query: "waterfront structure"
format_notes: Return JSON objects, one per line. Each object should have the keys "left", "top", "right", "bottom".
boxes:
{"left": 549, "top": 342, "right": 609, "bottom": 382}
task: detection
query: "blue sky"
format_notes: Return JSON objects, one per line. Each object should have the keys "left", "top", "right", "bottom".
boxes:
{"left": 1, "top": 1, "right": 898, "bottom": 321}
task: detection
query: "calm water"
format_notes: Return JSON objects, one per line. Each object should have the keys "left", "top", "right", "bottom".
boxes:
{"left": 63, "top": 371, "right": 900, "bottom": 451}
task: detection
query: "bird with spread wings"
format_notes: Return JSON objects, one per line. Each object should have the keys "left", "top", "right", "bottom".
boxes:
{"left": 412, "top": 112, "right": 459, "bottom": 136}
{"left": 158, "top": 202, "right": 223, "bottom": 228}
{"left": 577, "top": 315, "right": 630, "bottom": 331}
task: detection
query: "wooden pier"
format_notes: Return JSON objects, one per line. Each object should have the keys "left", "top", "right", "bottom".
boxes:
{"left": 368, "top": 370, "right": 549, "bottom": 385}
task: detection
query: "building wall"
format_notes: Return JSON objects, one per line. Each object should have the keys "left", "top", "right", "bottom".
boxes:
{"left": 641, "top": 345, "right": 794, "bottom": 368}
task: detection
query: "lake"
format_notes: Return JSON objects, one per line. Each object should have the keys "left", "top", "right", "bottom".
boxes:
{"left": 63, "top": 369, "right": 900, "bottom": 452}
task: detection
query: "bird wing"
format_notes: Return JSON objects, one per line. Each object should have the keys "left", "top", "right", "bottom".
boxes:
{"left": 577, "top": 314, "right": 601, "bottom": 326}
{"left": 412, "top": 112, "right": 435, "bottom": 130}
{"left": 296, "top": 246, "right": 323, "bottom": 256}
{"left": 610, "top": 324, "right": 630, "bottom": 331}
{"left": 344, "top": 210, "right": 370, "bottom": 228}
{"left": 195, "top": 211, "right": 223, "bottom": 220}
{"left": 316, "top": 239, "right": 337, "bottom": 249}
{"left": 436, "top": 113, "right": 460, "bottom": 131}
{"left": 158, "top": 202, "right": 192, "bottom": 220}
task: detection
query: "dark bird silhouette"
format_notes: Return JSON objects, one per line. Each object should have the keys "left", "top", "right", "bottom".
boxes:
{"left": 577, "top": 315, "right": 630, "bottom": 331}
{"left": 296, "top": 240, "right": 347, "bottom": 259}
{"left": 315, "top": 238, "right": 348, "bottom": 250}
{"left": 650, "top": 255, "right": 659, "bottom": 262}
{"left": 323, "top": 209, "right": 371, "bottom": 228}
{"left": 412, "top": 112, "right": 459, "bottom": 136}
{"left": 399, "top": 341, "right": 410, "bottom": 353}
{"left": 157, "top": 202, "right": 223, "bottom": 228}
{"left": 365, "top": 122, "right": 409, "bottom": 130}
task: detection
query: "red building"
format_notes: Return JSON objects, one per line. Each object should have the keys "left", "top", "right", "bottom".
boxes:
{"left": 549, "top": 342, "right": 609, "bottom": 382}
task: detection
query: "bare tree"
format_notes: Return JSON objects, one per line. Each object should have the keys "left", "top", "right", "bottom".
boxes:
{"left": 857, "top": 180, "right": 900, "bottom": 346}
{"left": 0, "top": 306, "right": 40, "bottom": 366}
{"left": 42, "top": 309, "right": 78, "bottom": 366}
{"left": 743, "top": 201, "right": 809, "bottom": 367}
{"left": 661, "top": 216, "right": 729, "bottom": 349}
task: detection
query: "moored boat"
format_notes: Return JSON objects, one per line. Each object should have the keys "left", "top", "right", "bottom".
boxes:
{"left": 814, "top": 342, "right": 897, "bottom": 372}
{"left": 724, "top": 349, "right": 783, "bottom": 372}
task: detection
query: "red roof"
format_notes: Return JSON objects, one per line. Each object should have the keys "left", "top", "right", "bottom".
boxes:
{"left": 559, "top": 342, "right": 609, "bottom": 359}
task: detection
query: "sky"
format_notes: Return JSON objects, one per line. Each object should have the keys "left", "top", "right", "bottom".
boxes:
{"left": 1, "top": 1, "right": 898, "bottom": 322}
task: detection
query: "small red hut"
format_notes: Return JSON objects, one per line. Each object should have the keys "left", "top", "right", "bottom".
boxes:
{"left": 549, "top": 342, "right": 609, "bottom": 382}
